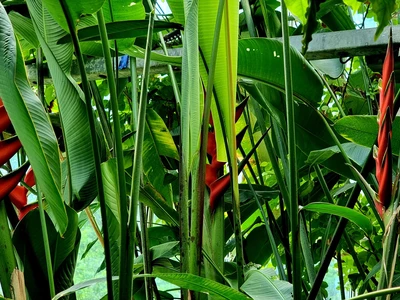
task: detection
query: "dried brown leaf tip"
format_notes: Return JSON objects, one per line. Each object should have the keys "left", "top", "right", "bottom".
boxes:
{"left": 375, "top": 28, "right": 394, "bottom": 218}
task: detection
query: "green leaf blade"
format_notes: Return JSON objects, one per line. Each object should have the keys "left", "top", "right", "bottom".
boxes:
{"left": 0, "top": 5, "right": 67, "bottom": 233}
{"left": 302, "top": 202, "right": 373, "bottom": 234}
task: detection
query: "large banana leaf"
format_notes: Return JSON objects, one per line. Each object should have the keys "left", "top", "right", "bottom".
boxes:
{"left": 237, "top": 38, "right": 323, "bottom": 105}
{"left": 58, "top": 20, "right": 183, "bottom": 43}
{"left": 13, "top": 206, "right": 79, "bottom": 299}
{"left": 0, "top": 4, "right": 67, "bottom": 233}
{"left": 199, "top": 0, "right": 239, "bottom": 162}
{"left": 27, "top": 0, "right": 102, "bottom": 210}
{"left": 8, "top": 11, "right": 39, "bottom": 48}
{"left": 42, "top": 0, "right": 105, "bottom": 31}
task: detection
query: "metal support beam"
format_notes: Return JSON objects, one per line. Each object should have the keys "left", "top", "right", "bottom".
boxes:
{"left": 26, "top": 26, "right": 399, "bottom": 83}
{"left": 285, "top": 25, "right": 400, "bottom": 60}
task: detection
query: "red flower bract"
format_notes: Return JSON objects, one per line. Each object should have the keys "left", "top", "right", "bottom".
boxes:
{"left": 375, "top": 28, "right": 394, "bottom": 218}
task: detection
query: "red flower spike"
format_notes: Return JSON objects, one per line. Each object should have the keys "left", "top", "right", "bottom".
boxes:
{"left": 0, "top": 136, "right": 22, "bottom": 166}
{"left": 375, "top": 28, "right": 394, "bottom": 218}
{"left": 8, "top": 185, "right": 28, "bottom": 210}
{"left": 0, "top": 105, "right": 11, "bottom": 133}
{"left": 0, "top": 164, "right": 29, "bottom": 200}
{"left": 18, "top": 203, "right": 38, "bottom": 220}
{"left": 24, "top": 168, "right": 35, "bottom": 187}
{"left": 235, "top": 97, "right": 249, "bottom": 123}
{"left": 209, "top": 174, "right": 231, "bottom": 211}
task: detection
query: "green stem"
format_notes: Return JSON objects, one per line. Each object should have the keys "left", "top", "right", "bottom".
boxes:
{"left": 350, "top": 286, "right": 400, "bottom": 300}
{"left": 130, "top": 58, "right": 139, "bottom": 132}
{"left": 0, "top": 201, "right": 17, "bottom": 298}
{"left": 281, "top": 3, "right": 300, "bottom": 297}
{"left": 97, "top": 8, "right": 130, "bottom": 300}
{"left": 241, "top": 0, "right": 256, "bottom": 37}
{"left": 58, "top": 1, "right": 114, "bottom": 298}
{"left": 243, "top": 109, "right": 263, "bottom": 185}
{"left": 316, "top": 70, "right": 346, "bottom": 117}
{"left": 242, "top": 168, "right": 286, "bottom": 280}
{"left": 36, "top": 47, "right": 45, "bottom": 107}
{"left": 337, "top": 250, "right": 346, "bottom": 300}
{"left": 343, "top": 231, "right": 372, "bottom": 292}
{"left": 191, "top": 0, "right": 225, "bottom": 280}
{"left": 299, "top": 214, "right": 322, "bottom": 300}
{"left": 37, "top": 184, "right": 55, "bottom": 298}
{"left": 139, "top": 203, "right": 152, "bottom": 299}
{"left": 157, "top": 32, "right": 181, "bottom": 112}
{"left": 127, "top": 10, "right": 155, "bottom": 299}
{"left": 308, "top": 155, "right": 375, "bottom": 299}
{"left": 90, "top": 81, "right": 114, "bottom": 151}
{"left": 250, "top": 101, "right": 290, "bottom": 206}
{"left": 223, "top": 0, "right": 244, "bottom": 286}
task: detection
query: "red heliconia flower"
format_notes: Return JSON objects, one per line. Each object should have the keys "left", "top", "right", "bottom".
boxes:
{"left": 0, "top": 164, "right": 29, "bottom": 200}
{"left": 205, "top": 99, "right": 248, "bottom": 211}
{"left": 0, "top": 99, "right": 11, "bottom": 132}
{"left": 375, "top": 28, "right": 394, "bottom": 218}
{"left": 0, "top": 136, "right": 22, "bottom": 166}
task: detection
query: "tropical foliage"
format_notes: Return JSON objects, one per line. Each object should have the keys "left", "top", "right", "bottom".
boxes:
{"left": 0, "top": 0, "right": 399, "bottom": 299}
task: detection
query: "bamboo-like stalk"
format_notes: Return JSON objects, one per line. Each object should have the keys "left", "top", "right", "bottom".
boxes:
{"left": 192, "top": 0, "right": 225, "bottom": 285}
{"left": 280, "top": 3, "right": 300, "bottom": 297}
{"left": 139, "top": 203, "right": 152, "bottom": 299}
{"left": 337, "top": 250, "right": 346, "bottom": 299}
{"left": 58, "top": 1, "right": 114, "bottom": 298}
{"left": 127, "top": 10, "right": 155, "bottom": 299}
{"left": 37, "top": 184, "right": 55, "bottom": 298}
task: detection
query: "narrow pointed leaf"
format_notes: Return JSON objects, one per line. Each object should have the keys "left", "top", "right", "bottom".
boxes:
{"left": 58, "top": 20, "right": 183, "bottom": 44}
{"left": 238, "top": 39, "right": 323, "bottom": 105}
{"left": 302, "top": 202, "right": 373, "bottom": 234}
{"left": 0, "top": 5, "right": 67, "bottom": 233}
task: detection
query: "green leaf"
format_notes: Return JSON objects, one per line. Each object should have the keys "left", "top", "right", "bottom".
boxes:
{"left": 0, "top": 5, "right": 67, "bottom": 233}
{"left": 146, "top": 109, "right": 179, "bottom": 160}
{"left": 58, "top": 20, "right": 183, "bottom": 43}
{"left": 143, "top": 115, "right": 174, "bottom": 205}
{"left": 53, "top": 273, "right": 250, "bottom": 300}
{"left": 28, "top": 0, "right": 101, "bottom": 210}
{"left": 8, "top": 11, "right": 39, "bottom": 48}
{"left": 102, "top": 0, "right": 145, "bottom": 22}
{"left": 284, "top": 0, "right": 308, "bottom": 24}
{"left": 301, "top": 202, "right": 373, "bottom": 234}
{"left": 199, "top": 0, "right": 239, "bottom": 161}
{"left": 238, "top": 39, "right": 323, "bottom": 105}
{"left": 139, "top": 183, "right": 179, "bottom": 226}
{"left": 335, "top": 116, "right": 400, "bottom": 155}
{"left": 122, "top": 45, "right": 182, "bottom": 66}
{"left": 306, "top": 143, "right": 371, "bottom": 167}
{"left": 241, "top": 270, "right": 293, "bottom": 300}
{"left": 370, "top": 0, "right": 397, "bottom": 39}
{"left": 42, "top": 0, "right": 106, "bottom": 31}
{"left": 13, "top": 206, "right": 79, "bottom": 298}
{"left": 166, "top": 0, "right": 185, "bottom": 24}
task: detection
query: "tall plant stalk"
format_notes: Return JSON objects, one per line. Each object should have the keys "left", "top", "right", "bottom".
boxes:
{"left": 197, "top": 0, "right": 225, "bottom": 289}
{"left": 58, "top": 1, "right": 114, "bottom": 298}
{"left": 127, "top": 9, "right": 155, "bottom": 299}
{"left": 223, "top": 0, "right": 244, "bottom": 286}
{"left": 37, "top": 184, "right": 55, "bottom": 298}
{"left": 280, "top": 2, "right": 300, "bottom": 297}
{"left": 96, "top": 8, "right": 129, "bottom": 300}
